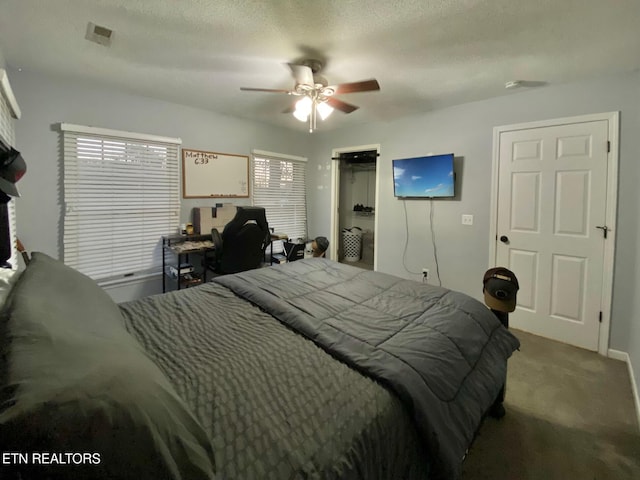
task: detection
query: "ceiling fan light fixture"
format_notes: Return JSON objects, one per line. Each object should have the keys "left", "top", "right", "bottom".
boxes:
{"left": 321, "top": 86, "right": 335, "bottom": 97}
{"left": 317, "top": 101, "right": 334, "bottom": 120}
{"left": 241, "top": 58, "right": 380, "bottom": 132}
{"left": 296, "top": 95, "right": 312, "bottom": 111}
{"left": 293, "top": 108, "right": 309, "bottom": 122}
{"left": 293, "top": 96, "right": 312, "bottom": 122}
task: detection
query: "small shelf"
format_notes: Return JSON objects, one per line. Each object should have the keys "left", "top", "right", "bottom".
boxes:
{"left": 180, "top": 274, "right": 203, "bottom": 288}
{"left": 162, "top": 234, "right": 214, "bottom": 293}
{"left": 165, "top": 243, "right": 215, "bottom": 255}
{"left": 353, "top": 211, "right": 375, "bottom": 217}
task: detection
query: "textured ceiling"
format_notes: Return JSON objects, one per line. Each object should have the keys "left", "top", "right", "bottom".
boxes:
{"left": 0, "top": 0, "right": 639, "bottom": 133}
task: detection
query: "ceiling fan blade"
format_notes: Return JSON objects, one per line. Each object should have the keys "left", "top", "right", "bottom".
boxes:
{"left": 240, "top": 87, "right": 291, "bottom": 93}
{"left": 326, "top": 97, "right": 359, "bottom": 114}
{"left": 288, "top": 64, "right": 314, "bottom": 86}
{"left": 331, "top": 79, "right": 380, "bottom": 95}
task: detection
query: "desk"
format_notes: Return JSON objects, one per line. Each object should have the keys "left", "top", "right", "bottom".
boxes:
{"left": 162, "top": 234, "right": 215, "bottom": 292}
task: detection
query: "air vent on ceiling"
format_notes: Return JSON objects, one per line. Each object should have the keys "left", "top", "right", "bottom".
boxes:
{"left": 85, "top": 22, "right": 113, "bottom": 47}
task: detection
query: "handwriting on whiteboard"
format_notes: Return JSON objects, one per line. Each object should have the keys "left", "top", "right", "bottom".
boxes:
{"left": 182, "top": 148, "right": 249, "bottom": 198}
{"left": 185, "top": 150, "right": 218, "bottom": 165}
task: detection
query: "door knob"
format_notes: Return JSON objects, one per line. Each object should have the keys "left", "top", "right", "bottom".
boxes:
{"left": 499, "top": 235, "right": 509, "bottom": 244}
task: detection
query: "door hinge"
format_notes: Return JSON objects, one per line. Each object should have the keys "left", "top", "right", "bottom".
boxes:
{"left": 607, "top": 141, "right": 610, "bottom": 153}
{"left": 599, "top": 311, "right": 603, "bottom": 323}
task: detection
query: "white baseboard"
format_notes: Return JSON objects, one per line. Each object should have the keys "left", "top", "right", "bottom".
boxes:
{"left": 608, "top": 348, "right": 628, "bottom": 362}
{"left": 609, "top": 349, "right": 640, "bottom": 432}
{"left": 631, "top": 357, "right": 640, "bottom": 432}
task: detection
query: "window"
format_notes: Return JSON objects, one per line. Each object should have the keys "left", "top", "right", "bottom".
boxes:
{"left": 0, "top": 70, "right": 20, "bottom": 269}
{"left": 61, "top": 124, "right": 181, "bottom": 282}
{"left": 252, "top": 150, "right": 307, "bottom": 241}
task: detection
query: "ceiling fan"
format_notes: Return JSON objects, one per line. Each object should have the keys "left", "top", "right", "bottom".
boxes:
{"left": 240, "top": 59, "right": 380, "bottom": 132}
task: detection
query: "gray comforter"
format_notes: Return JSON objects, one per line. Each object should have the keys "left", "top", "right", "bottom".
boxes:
{"left": 121, "top": 271, "right": 428, "bottom": 480}
{"left": 215, "top": 259, "right": 520, "bottom": 480}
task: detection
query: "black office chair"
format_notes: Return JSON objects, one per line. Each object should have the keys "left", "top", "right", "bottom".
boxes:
{"left": 204, "top": 206, "right": 271, "bottom": 275}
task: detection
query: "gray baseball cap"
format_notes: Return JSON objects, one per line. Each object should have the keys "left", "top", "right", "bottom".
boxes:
{"left": 313, "top": 236, "right": 329, "bottom": 256}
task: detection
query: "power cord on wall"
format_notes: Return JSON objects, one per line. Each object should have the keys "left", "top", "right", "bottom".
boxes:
{"left": 401, "top": 200, "right": 422, "bottom": 276}
{"left": 402, "top": 198, "right": 442, "bottom": 286}
{"left": 430, "top": 199, "right": 442, "bottom": 287}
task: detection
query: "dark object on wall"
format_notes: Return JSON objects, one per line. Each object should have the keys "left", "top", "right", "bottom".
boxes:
{"left": 483, "top": 267, "right": 519, "bottom": 313}
{"left": 0, "top": 146, "right": 27, "bottom": 198}
{"left": 204, "top": 206, "right": 271, "bottom": 275}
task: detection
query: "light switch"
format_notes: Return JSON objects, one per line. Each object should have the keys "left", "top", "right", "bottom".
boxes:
{"left": 462, "top": 214, "right": 473, "bottom": 226}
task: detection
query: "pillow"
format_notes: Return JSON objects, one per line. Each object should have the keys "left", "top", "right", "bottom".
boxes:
{"left": 0, "top": 252, "right": 216, "bottom": 480}
{"left": 0, "top": 267, "right": 20, "bottom": 309}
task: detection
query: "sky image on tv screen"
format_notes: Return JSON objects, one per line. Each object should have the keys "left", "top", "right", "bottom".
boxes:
{"left": 393, "top": 154, "right": 454, "bottom": 198}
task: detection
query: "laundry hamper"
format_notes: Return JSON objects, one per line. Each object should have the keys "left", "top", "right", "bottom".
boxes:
{"left": 342, "top": 227, "right": 363, "bottom": 262}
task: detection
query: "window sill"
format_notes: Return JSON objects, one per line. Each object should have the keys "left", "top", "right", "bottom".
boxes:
{"left": 98, "top": 271, "right": 161, "bottom": 288}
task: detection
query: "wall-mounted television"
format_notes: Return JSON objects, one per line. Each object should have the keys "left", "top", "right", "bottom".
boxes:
{"left": 393, "top": 153, "right": 455, "bottom": 198}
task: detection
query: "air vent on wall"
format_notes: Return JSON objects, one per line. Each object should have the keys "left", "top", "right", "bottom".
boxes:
{"left": 85, "top": 22, "right": 113, "bottom": 47}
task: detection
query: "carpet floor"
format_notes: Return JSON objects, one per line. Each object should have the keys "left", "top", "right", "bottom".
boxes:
{"left": 461, "top": 329, "right": 640, "bottom": 480}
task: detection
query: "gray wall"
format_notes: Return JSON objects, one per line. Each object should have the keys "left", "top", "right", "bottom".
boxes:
{"left": 627, "top": 75, "right": 640, "bottom": 413}
{"left": 308, "top": 72, "right": 640, "bottom": 359}
{"left": 9, "top": 69, "right": 309, "bottom": 300}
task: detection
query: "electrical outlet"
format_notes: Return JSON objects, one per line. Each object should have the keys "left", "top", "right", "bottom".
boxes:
{"left": 422, "top": 268, "right": 430, "bottom": 281}
{"left": 462, "top": 214, "right": 474, "bottom": 226}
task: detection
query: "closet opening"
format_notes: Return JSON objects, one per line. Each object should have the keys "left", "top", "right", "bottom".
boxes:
{"left": 330, "top": 146, "right": 379, "bottom": 271}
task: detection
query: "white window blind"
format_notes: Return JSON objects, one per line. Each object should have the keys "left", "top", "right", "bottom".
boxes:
{"left": 0, "top": 89, "right": 15, "bottom": 148}
{"left": 252, "top": 150, "right": 307, "bottom": 241}
{"left": 61, "top": 124, "right": 181, "bottom": 282}
{"left": 0, "top": 75, "right": 18, "bottom": 269}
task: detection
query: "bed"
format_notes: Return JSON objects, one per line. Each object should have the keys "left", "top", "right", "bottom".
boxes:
{"left": 0, "top": 252, "right": 519, "bottom": 480}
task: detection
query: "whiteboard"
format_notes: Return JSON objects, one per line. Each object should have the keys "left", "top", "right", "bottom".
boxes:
{"left": 182, "top": 149, "right": 249, "bottom": 198}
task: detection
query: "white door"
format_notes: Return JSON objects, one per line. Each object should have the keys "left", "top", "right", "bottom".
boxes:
{"left": 496, "top": 120, "right": 610, "bottom": 351}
